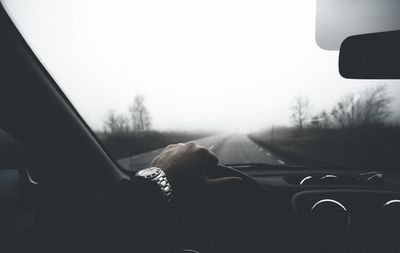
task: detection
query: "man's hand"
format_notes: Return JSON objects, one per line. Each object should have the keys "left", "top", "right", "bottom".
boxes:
{"left": 151, "top": 142, "right": 242, "bottom": 198}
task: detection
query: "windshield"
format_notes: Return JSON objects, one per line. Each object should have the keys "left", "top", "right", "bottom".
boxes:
{"left": 3, "top": 0, "right": 400, "bottom": 171}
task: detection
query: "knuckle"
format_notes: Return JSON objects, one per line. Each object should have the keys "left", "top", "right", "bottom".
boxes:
{"left": 166, "top": 144, "right": 176, "bottom": 149}
{"left": 186, "top": 141, "right": 198, "bottom": 147}
{"left": 195, "top": 146, "right": 209, "bottom": 155}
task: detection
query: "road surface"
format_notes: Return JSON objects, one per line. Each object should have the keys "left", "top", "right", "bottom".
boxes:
{"left": 117, "top": 134, "right": 290, "bottom": 171}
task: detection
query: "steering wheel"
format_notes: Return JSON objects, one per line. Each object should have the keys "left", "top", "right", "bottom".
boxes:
{"left": 181, "top": 164, "right": 286, "bottom": 253}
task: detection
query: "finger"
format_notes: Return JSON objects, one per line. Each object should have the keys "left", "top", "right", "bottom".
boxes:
{"left": 195, "top": 146, "right": 218, "bottom": 161}
{"left": 207, "top": 150, "right": 218, "bottom": 164}
{"left": 206, "top": 176, "right": 242, "bottom": 185}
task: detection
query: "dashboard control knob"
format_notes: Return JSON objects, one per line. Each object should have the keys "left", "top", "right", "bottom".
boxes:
{"left": 299, "top": 176, "right": 313, "bottom": 185}
{"left": 320, "top": 174, "right": 339, "bottom": 184}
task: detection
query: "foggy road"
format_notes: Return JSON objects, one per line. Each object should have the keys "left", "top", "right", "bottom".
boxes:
{"left": 117, "top": 134, "right": 290, "bottom": 171}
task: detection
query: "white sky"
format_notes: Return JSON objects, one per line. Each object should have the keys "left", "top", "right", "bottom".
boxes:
{"left": 2, "top": 0, "right": 400, "bottom": 132}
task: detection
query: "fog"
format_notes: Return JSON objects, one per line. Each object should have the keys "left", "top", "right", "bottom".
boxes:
{"left": 3, "top": 0, "right": 400, "bottom": 132}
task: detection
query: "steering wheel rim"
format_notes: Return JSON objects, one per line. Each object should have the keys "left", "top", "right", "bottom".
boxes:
{"left": 212, "top": 164, "right": 282, "bottom": 205}
{"left": 182, "top": 164, "right": 286, "bottom": 253}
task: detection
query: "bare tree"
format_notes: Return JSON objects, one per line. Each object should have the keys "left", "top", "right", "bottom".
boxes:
{"left": 290, "top": 96, "right": 311, "bottom": 130}
{"left": 361, "top": 85, "right": 391, "bottom": 126}
{"left": 129, "top": 95, "right": 152, "bottom": 131}
{"left": 331, "top": 97, "right": 353, "bottom": 128}
{"left": 320, "top": 110, "right": 331, "bottom": 128}
{"left": 331, "top": 85, "right": 391, "bottom": 128}
{"left": 103, "top": 109, "right": 130, "bottom": 134}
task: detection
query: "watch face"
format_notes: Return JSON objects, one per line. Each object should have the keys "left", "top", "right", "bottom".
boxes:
{"left": 137, "top": 167, "right": 160, "bottom": 178}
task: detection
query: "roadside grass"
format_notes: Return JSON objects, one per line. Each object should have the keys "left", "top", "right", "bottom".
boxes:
{"left": 249, "top": 126, "right": 400, "bottom": 172}
{"left": 97, "top": 130, "right": 211, "bottom": 159}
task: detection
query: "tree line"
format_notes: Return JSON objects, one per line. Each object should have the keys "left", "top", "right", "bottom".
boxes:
{"left": 290, "top": 85, "right": 393, "bottom": 130}
{"left": 103, "top": 95, "right": 152, "bottom": 134}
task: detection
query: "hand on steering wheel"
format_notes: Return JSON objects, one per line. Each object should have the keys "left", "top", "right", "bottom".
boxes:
{"left": 151, "top": 142, "right": 285, "bottom": 252}
{"left": 151, "top": 142, "right": 242, "bottom": 200}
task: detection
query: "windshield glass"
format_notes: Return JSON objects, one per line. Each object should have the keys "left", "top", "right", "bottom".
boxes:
{"left": 3, "top": 0, "right": 400, "bottom": 171}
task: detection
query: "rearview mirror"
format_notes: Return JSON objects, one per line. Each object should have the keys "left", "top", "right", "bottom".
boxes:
{"left": 316, "top": 0, "right": 400, "bottom": 50}
{"left": 339, "top": 30, "right": 400, "bottom": 79}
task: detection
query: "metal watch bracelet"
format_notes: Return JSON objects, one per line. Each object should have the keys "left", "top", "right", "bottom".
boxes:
{"left": 135, "top": 167, "right": 173, "bottom": 202}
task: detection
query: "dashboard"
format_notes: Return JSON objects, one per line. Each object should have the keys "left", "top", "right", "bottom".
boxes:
{"left": 231, "top": 164, "right": 400, "bottom": 253}
{"left": 2, "top": 164, "right": 400, "bottom": 252}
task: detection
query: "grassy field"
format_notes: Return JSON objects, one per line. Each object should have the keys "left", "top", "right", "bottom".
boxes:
{"left": 249, "top": 126, "right": 400, "bottom": 172}
{"left": 97, "top": 130, "right": 211, "bottom": 159}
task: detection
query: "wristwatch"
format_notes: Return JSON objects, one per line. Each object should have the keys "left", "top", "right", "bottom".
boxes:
{"left": 135, "top": 167, "right": 173, "bottom": 202}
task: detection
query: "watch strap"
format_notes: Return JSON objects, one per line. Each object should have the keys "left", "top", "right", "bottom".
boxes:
{"left": 135, "top": 167, "right": 173, "bottom": 202}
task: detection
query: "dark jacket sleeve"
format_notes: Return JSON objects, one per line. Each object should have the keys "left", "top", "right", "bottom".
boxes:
{"left": 39, "top": 178, "right": 184, "bottom": 253}
{"left": 101, "top": 178, "right": 184, "bottom": 252}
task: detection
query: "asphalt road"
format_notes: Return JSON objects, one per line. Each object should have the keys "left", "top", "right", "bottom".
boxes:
{"left": 117, "top": 134, "right": 290, "bottom": 171}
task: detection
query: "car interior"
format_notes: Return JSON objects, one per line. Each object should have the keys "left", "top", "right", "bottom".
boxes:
{"left": 0, "top": 0, "right": 400, "bottom": 252}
